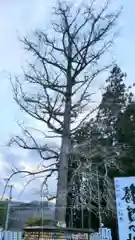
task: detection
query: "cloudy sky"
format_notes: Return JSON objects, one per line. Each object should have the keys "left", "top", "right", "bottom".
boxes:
{"left": 0, "top": 0, "right": 134, "bottom": 202}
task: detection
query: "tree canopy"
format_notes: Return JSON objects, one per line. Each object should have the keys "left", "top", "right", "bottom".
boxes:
{"left": 66, "top": 65, "right": 135, "bottom": 238}
{"left": 7, "top": 0, "right": 120, "bottom": 226}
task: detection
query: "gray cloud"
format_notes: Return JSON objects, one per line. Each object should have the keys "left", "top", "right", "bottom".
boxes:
{"left": 0, "top": 146, "right": 57, "bottom": 202}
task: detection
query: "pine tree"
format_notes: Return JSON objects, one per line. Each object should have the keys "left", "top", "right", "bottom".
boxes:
{"left": 66, "top": 65, "right": 130, "bottom": 233}
{"left": 116, "top": 101, "right": 135, "bottom": 176}
{"left": 97, "top": 64, "right": 128, "bottom": 146}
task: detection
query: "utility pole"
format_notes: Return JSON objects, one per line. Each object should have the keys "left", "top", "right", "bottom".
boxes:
{"left": 4, "top": 184, "right": 13, "bottom": 231}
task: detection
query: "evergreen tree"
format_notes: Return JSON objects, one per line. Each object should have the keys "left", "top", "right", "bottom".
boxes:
{"left": 116, "top": 101, "right": 135, "bottom": 176}
{"left": 97, "top": 64, "right": 128, "bottom": 146}
{"left": 66, "top": 65, "right": 131, "bottom": 237}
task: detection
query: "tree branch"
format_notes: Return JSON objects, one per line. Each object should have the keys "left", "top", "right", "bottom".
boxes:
{"left": 1, "top": 166, "right": 57, "bottom": 201}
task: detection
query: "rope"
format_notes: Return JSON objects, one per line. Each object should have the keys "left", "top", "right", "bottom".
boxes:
{"left": 96, "top": 167, "right": 102, "bottom": 227}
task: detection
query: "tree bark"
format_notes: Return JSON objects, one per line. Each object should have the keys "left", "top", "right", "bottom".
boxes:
{"left": 55, "top": 53, "right": 72, "bottom": 225}
{"left": 55, "top": 134, "right": 71, "bottom": 225}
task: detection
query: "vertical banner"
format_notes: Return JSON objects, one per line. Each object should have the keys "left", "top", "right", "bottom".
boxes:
{"left": 114, "top": 177, "right": 135, "bottom": 240}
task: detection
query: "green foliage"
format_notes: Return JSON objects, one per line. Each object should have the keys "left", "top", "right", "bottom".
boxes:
{"left": 26, "top": 217, "right": 53, "bottom": 226}
{"left": 66, "top": 64, "right": 135, "bottom": 234}
{"left": 115, "top": 101, "right": 135, "bottom": 176}
{"left": 97, "top": 64, "right": 129, "bottom": 146}
{"left": 0, "top": 200, "right": 8, "bottom": 228}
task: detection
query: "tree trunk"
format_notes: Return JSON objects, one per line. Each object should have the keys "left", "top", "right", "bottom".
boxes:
{"left": 55, "top": 59, "right": 72, "bottom": 225}
{"left": 55, "top": 134, "right": 71, "bottom": 225}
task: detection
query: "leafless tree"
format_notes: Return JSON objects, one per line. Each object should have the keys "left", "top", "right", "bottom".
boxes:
{"left": 8, "top": 0, "right": 120, "bottom": 226}
{"left": 69, "top": 142, "right": 124, "bottom": 224}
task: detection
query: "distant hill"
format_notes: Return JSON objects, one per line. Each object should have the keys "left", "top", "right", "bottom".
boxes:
{"left": 0, "top": 200, "right": 55, "bottom": 230}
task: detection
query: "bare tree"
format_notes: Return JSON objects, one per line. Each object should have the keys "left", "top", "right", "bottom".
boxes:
{"left": 8, "top": 0, "right": 120, "bottom": 226}
{"left": 69, "top": 142, "right": 124, "bottom": 223}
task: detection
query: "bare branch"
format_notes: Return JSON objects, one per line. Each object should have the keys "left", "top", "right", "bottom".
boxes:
{"left": 71, "top": 106, "right": 98, "bottom": 134}
{"left": 22, "top": 37, "right": 67, "bottom": 74}
{"left": 9, "top": 124, "right": 59, "bottom": 161}
{"left": 9, "top": 0, "right": 120, "bottom": 224}
{"left": 1, "top": 166, "right": 57, "bottom": 201}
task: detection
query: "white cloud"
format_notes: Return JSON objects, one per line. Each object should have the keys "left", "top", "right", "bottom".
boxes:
{"left": 0, "top": 153, "right": 12, "bottom": 177}
{"left": 0, "top": 144, "right": 57, "bottom": 202}
{"left": 0, "top": 0, "right": 55, "bottom": 75}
